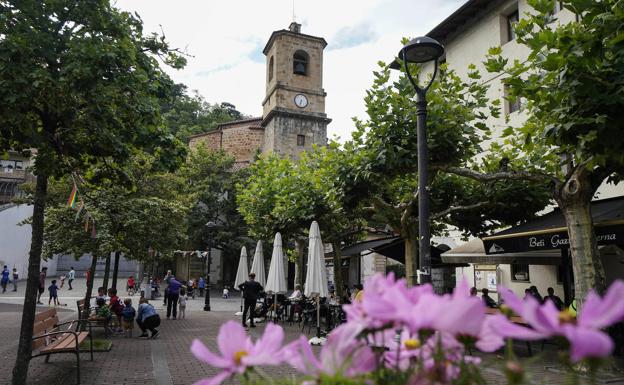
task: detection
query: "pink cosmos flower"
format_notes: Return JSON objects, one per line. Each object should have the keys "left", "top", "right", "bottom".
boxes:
{"left": 190, "top": 321, "right": 285, "bottom": 385}
{"left": 499, "top": 280, "right": 624, "bottom": 362}
{"left": 284, "top": 322, "right": 377, "bottom": 378}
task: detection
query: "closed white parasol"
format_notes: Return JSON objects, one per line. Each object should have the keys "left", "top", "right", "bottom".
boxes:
{"left": 233, "top": 246, "right": 248, "bottom": 315}
{"left": 304, "top": 221, "right": 328, "bottom": 345}
{"left": 250, "top": 240, "right": 266, "bottom": 288}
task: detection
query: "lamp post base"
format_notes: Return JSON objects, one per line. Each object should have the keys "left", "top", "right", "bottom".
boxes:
{"left": 204, "top": 305, "right": 211, "bottom": 311}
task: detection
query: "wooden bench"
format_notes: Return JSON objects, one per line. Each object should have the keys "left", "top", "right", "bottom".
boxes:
{"left": 31, "top": 308, "right": 93, "bottom": 384}
{"left": 77, "top": 298, "right": 112, "bottom": 336}
{"left": 484, "top": 307, "right": 534, "bottom": 355}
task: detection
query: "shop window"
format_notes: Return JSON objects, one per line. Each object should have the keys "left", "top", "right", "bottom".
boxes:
{"left": 511, "top": 264, "right": 530, "bottom": 282}
{"left": 297, "top": 135, "right": 305, "bottom": 147}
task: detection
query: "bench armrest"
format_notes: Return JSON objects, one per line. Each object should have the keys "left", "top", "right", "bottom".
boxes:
{"left": 56, "top": 319, "right": 94, "bottom": 333}
{"left": 33, "top": 330, "right": 78, "bottom": 340}
{"left": 33, "top": 330, "right": 81, "bottom": 352}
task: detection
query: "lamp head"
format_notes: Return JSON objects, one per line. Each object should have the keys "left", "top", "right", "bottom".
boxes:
{"left": 399, "top": 36, "right": 444, "bottom": 64}
{"left": 206, "top": 221, "right": 217, "bottom": 229}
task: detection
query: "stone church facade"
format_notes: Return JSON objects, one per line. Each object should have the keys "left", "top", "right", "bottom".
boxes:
{"left": 189, "top": 22, "right": 330, "bottom": 163}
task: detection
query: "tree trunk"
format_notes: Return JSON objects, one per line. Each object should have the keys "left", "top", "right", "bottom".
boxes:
{"left": 294, "top": 239, "right": 305, "bottom": 287}
{"left": 82, "top": 254, "right": 98, "bottom": 319}
{"left": 555, "top": 168, "right": 606, "bottom": 304}
{"left": 102, "top": 253, "right": 111, "bottom": 290}
{"left": 12, "top": 173, "right": 48, "bottom": 385}
{"left": 332, "top": 242, "right": 344, "bottom": 299}
{"left": 111, "top": 251, "right": 121, "bottom": 290}
{"left": 403, "top": 224, "right": 419, "bottom": 287}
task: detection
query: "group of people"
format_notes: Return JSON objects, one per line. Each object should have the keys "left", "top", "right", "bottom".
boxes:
{"left": 90, "top": 286, "right": 160, "bottom": 338}
{"left": 160, "top": 270, "right": 191, "bottom": 320}
{"left": 471, "top": 285, "right": 565, "bottom": 311}
{"left": 236, "top": 274, "right": 365, "bottom": 329}
{"left": 0, "top": 265, "right": 18, "bottom": 293}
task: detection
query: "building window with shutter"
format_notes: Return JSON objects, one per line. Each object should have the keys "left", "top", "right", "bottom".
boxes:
{"left": 297, "top": 135, "right": 305, "bottom": 147}
{"left": 506, "top": 9, "right": 519, "bottom": 43}
{"left": 511, "top": 264, "right": 530, "bottom": 282}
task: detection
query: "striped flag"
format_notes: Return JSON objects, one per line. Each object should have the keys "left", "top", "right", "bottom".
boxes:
{"left": 67, "top": 184, "right": 78, "bottom": 209}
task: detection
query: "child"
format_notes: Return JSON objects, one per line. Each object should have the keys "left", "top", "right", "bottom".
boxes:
{"left": 121, "top": 298, "right": 136, "bottom": 338}
{"left": 179, "top": 288, "right": 187, "bottom": 319}
{"left": 108, "top": 288, "right": 124, "bottom": 332}
{"left": 90, "top": 297, "right": 112, "bottom": 326}
{"left": 59, "top": 274, "right": 66, "bottom": 289}
{"left": 48, "top": 280, "right": 59, "bottom": 306}
{"left": 222, "top": 286, "right": 229, "bottom": 299}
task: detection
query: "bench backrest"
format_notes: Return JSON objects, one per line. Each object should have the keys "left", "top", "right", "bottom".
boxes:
{"left": 77, "top": 298, "right": 91, "bottom": 319}
{"left": 32, "top": 309, "right": 60, "bottom": 350}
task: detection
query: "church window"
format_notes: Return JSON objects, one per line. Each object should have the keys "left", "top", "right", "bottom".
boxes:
{"left": 297, "top": 135, "right": 305, "bottom": 146}
{"left": 269, "top": 56, "right": 274, "bottom": 81}
{"left": 293, "top": 50, "right": 309, "bottom": 75}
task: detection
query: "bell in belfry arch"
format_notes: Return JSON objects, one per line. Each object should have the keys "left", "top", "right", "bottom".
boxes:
{"left": 294, "top": 61, "right": 306, "bottom": 75}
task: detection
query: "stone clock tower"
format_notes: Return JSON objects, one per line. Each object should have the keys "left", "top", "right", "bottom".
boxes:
{"left": 261, "top": 22, "right": 330, "bottom": 158}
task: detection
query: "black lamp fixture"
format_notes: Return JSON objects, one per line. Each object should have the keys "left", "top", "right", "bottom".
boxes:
{"left": 390, "top": 36, "right": 444, "bottom": 285}
{"left": 204, "top": 221, "right": 217, "bottom": 311}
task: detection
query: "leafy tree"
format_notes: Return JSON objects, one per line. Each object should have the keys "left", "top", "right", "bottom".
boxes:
{"left": 237, "top": 147, "right": 368, "bottom": 293}
{"left": 451, "top": 0, "right": 624, "bottom": 301}
{"left": 0, "top": 2, "right": 185, "bottom": 382}
{"left": 162, "top": 85, "right": 247, "bottom": 142}
{"left": 184, "top": 146, "right": 251, "bottom": 283}
{"left": 351, "top": 60, "right": 550, "bottom": 286}
{"left": 237, "top": 155, "right": 310, "bottom": 285}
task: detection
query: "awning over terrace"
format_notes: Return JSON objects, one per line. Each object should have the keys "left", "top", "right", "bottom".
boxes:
{"left": 342, "top": 236, "right": 468, "bottom": 268}
{"left": 482, "top": 196, "right": 624, "bottom": 255}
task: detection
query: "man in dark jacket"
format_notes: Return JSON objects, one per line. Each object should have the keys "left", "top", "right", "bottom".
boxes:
{"left": 239, "top": 273, "right": 263, "bottom": 328}
{"left": 166, "top": 276, "right": 182, "bottom": 320}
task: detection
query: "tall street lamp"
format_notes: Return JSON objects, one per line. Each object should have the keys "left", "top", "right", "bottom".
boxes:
{"left": 204, "top": 221, "right": 217, "bottom": 311}
{"left": 391, "top": 36, "right": 444, "bottom": 284}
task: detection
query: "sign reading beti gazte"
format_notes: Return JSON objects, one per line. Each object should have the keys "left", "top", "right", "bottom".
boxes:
{"left": 483, "top": 222, "right": 624, "bottom": 255}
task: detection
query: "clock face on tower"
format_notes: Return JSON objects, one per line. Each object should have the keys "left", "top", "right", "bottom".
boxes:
{"left": 294, "top": 94, "right": 308, "bottom": 108}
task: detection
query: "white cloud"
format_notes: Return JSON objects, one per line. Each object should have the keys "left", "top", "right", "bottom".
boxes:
{"left": 115, "top": 0, "right": 465, "bottom": 141}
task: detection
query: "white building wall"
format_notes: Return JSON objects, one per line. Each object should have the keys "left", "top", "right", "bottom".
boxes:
{"left": 429, "top": 0, "right": 623, "bottom": 295}
{"left": 0, "top": 204, "right": 57, "bottom": 278}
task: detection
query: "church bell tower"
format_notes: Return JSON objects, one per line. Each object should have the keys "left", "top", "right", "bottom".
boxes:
{"left": 261, "top": 22, "right": 330, "bottom": 158}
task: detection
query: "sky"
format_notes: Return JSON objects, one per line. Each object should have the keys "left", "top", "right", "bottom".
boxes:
{"left": 114, "top": 0, "right": 464, "bottom": 142}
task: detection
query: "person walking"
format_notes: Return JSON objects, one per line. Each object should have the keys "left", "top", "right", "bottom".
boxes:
{"left": 238, "top": 273, "right": 263, "bottom": 329}
{"left": 136, "top": 298, "right": 160, "bottom": 338}
{"left": 1, "top": 266, "right": 9, "bottom": 293}
{"left": 37, "top": 267, "right": 47, "bottom": 304}
{"left": 11, "top": 268, "right": 18, "bottom": 292}
{"left": 166, "top": 275, "right": 181, "bottom": 320}
{"left": 198, "top": 276, "right": 205, "bottom": 297}
{"left": 68, "top": 267, "right": 75, "bottom": 290}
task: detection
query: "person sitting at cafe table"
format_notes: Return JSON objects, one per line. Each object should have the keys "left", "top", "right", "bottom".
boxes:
{"left": 481, "top": 288, "right": 497, "bottom": 308}
{"left": 545, "top": 287, "right": 564, "bottom": 310}
{"left": 287, "top": 284, "right": 303, "bottom": 322}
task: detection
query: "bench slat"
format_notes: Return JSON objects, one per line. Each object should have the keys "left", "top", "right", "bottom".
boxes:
{"left": 34, "top": 309, "right": 56, "bottom": 323}
{"left": 33, "top": 316, "right": 58, "bottom": 336}
{"left": 40, "top": 332, "right": 89, "bottom": 353}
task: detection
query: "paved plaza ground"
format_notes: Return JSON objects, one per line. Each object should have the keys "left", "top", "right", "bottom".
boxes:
{"left": 0, "top": 279, "right": 622, "bottom": 385}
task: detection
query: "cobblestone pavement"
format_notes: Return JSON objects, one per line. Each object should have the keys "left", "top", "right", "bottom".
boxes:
{"left": 0, "top": 301, "right": 622, "bottom": 385}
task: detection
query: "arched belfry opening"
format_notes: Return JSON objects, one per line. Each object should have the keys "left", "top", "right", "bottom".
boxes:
{"left": 293, "top": 50, "right": 308, "bottom": 75}
{"left": 268, "top": 56, "right": 274, "bottom": 81}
